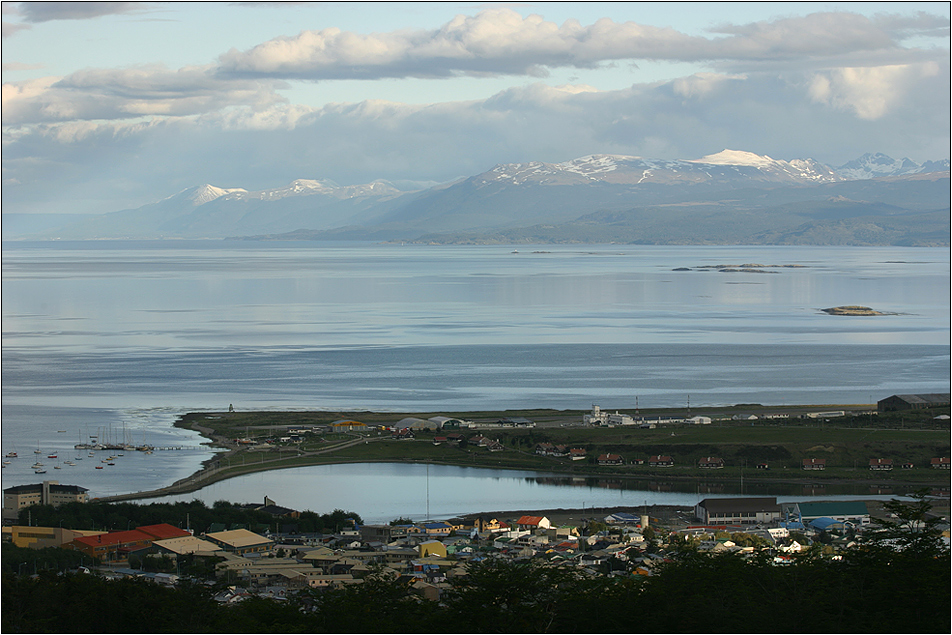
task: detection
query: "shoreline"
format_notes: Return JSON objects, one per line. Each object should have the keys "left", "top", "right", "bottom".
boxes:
{"left": 95, "top": 407, "right": 952, "bottom": 504}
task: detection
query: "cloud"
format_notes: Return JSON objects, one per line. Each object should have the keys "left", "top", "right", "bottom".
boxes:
{"left": 5, "top": 68, "right": 947, "bottom": 216}
{"left": 3, "top": 8, "right": 946, "bottom": 128}
{"left": 12, "top": 2, "right": 148, "bottom": 23}
{"left": 217, "top": 9, "right": 946, "bottom": 81}
{"left": 2, "top": 65, "right": 289, "bottom": 124}
{"left": 808, "top": 61, "right": 943, "bottom": 120}
{"left": 2, "top": 61, "right": 43, "bottom": 71}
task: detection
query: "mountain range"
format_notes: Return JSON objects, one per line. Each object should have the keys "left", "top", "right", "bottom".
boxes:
{"left": 6, "top": 151, "right": 949, "bottom": 246}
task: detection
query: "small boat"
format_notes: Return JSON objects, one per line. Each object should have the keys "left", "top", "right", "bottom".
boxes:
{"left": 47, "top": 454, "right": 57, "bottom": 459}
{"left": 31, "top": 462, "right": 43, "bottom": 468}
{"left": 5, "top": 452, "right": 16, "bottom": 458}
{"left": 54, "top": 466, "right": 62, "bottom": 469}
{"left": 107, "top": 462, "right": 115, "bottom": 466}
{"left": 95, "top": 466, "right": 104, "bottom": 470}
{"left": 35, "top": 469, "right": 47, "bottom": 474}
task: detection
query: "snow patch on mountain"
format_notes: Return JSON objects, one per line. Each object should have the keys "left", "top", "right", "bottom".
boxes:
{"left": 183, "top": 184, "right": 248, "bottom": 206}
{"left": 835, "top": 153, "right": 948, "bottom": 180}
{"left": 692, "top": 149, "right": 777, "bottom": 167}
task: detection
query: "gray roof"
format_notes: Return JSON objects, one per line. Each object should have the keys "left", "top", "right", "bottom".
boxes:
{"left": 884, "top": 394, "right": 950, "bottom": 404}
{"left": 697, "top": 497, "right": 780, "bottom": 513}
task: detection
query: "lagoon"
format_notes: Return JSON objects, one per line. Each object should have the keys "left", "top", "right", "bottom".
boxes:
{"left": 150, "top": 461, "right": 913, "bottom": 525}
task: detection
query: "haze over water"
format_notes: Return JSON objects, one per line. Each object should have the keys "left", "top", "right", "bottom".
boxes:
{"left": 2, "top": 241, "right": 949, "bottom": 499}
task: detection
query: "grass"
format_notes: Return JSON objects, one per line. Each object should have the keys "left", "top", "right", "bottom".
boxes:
{"left": 175, "top": 406, "right": 952, "bottom": 487}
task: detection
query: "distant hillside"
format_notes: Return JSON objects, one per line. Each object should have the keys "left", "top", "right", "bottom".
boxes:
{"left": 8, "top": 150, "right": 949, "bottom": 246}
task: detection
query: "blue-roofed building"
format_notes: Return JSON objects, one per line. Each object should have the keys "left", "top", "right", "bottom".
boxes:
{"left": 604, "top": 512, "right": 640, "bottom": 525}
{"left": 782, "top": 501, "right": 870, "bottom": 526}
{"left": 809, "top": 517, "right": 846, "bottom": 532}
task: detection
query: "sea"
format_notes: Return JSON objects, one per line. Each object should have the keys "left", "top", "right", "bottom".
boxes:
{"left": 2, "top": 241, "right": 949, "bottom": 514}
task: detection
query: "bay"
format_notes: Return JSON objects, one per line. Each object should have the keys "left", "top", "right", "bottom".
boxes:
{"left": 2, "top": 241, "right": 949, "bottom": 503}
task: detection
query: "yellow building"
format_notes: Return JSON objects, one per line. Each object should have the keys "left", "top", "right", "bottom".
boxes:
{"left": 7, "top": 525, "right": 104, "bottom": 549}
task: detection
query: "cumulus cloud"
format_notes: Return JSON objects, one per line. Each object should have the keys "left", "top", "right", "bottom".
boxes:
{"left": 3, "top": 8, "right": 946, "bottom": 127}
{"left": 808, "top": 61, "right": 943, "bottom": 120}
{"left": 216, "top": 9, "right": 944, "bottom": 81}
{"left": 2, "top": 65, "right": 289, "bottom": 124}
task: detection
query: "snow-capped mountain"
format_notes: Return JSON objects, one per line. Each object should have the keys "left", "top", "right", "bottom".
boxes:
{"left": 476, "top": 150, "right": 843, "bottom": 187}
{"left": 171, "top": 179, "right": 401, "bottom": 206}
{"left": 835, "top": 153, "right": 951, "bottom": 180}
{"left": 16, "top": 150, "right": 948, "bottom": 244}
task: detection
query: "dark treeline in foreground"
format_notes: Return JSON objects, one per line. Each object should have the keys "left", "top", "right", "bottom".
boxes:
{"left": 3, "top": 498, "right": 948, "bottom": 634}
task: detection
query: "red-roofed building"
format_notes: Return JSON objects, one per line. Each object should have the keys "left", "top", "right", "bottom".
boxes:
{"left": 516, "top": 515, "right": 551, "bottom": 531}
{"left": 869, "top": 458, "right": 893, "bottom": 471}
{"left": 931, "top": 457, "right": 951, "bottom": 469}
{"left": 598, "top": 453, "right": 624, "bottom": 465}
{"left": 649, "top": 455, "right": 674, "bottom": 467}
{"left": 64, "top": 523, "right": 188, "bottom": 562}
{"left": 137, "top": 523, "right": 191, "bottom": 540}
{"left": 802, "top": 458, "right": 826, "bottom": 471}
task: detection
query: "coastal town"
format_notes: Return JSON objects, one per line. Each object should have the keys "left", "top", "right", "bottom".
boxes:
{"left": 5, "top": 480, "right": 949, "bottom": 603}
{"left": 2, "top": 396, "right": 950, "bottom": 632}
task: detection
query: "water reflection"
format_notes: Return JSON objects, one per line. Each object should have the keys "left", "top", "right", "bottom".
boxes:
{"left": 527, "top": 474, "right": 898, "bottom": 498}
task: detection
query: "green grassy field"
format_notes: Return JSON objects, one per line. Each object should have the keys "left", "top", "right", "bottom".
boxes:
{"left": 178, "top": 406, "right": 951, "bottom": 485}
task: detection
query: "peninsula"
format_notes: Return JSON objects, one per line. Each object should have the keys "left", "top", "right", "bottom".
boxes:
{"left": 98, "top": 402, "right": 951, "bottom": 503}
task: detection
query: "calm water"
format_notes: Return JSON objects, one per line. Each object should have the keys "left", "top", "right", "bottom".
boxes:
{"left": 151, "top": 462, "right": 922, "bottom": 525}
{"left": 2, "top": 241, "right": 949, "bottom": 503}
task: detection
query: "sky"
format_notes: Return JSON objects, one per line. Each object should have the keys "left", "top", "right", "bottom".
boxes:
{"left": 2, "top": 1, "right": 949, "bottom": 216}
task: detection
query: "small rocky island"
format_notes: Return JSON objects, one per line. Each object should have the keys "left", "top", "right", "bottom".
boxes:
{"left": 822, "top": 305, "right": 885, "bottom": 316}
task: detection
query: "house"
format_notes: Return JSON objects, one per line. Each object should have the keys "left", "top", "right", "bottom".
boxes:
{"left": 869, "top": 458, "right": 893, "bottom": 471}
{"left": 471, "top": 517, "right": 504, "bottom": 533}
{"left": 878, "top": 393, "right": 951, "bottom": 412}
{"left": 153, "top": 535, "right": 223, "bottom": 556}
{"left": 329, "top": 420, "right": 367, "bottom": 433}
{"left": 756, "top": 463, "right": 769, "bottom": 470}
{"left": 515, "top": 516, "right": 551, "bottom": 531}
{"left": 204, "top": 529, "right": 274, "bottom": 555}
{"left": 900, "top": 461, "right": 914, "bottom": 469}
{"left": 422, "top": 522, "right": 452, "bottom": 535}
{"left": 687, "top": 416, "right": 712, "bottom": 425}
{"left": 931, "top": 457, "right": 951, "bottom": 469}
{"left": 569, "top": 448, "right": 587, "bottom": 461}
{"left": 598, "top": 453, "right": 624, "bottom": 465}
{"left": 418, "top": 540, "right": 448, "bottom": 558}
{"left": 694, "top": 497, "right": 782, "bottom": 525}
{"left": 486, "top": 440, "right": 506, "bottom": 452}
{"left": 649, "top": 455, "right": 674, "bottom": 467}
{"left": 802, "top": 458, "right": 826, "bottom": 470}
{"left": 698, "top": 456, "right": 724, "bottom": 469}
{"left": 240, "top": 496, "right": 300, "bottom": 519}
